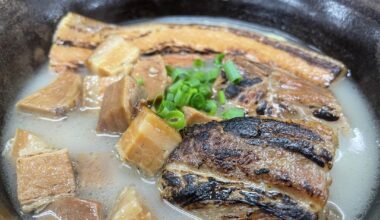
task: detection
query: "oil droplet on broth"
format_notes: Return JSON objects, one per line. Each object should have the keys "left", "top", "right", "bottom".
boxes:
{"left": 0, "top": 16, "right": 379, "bottom": 220}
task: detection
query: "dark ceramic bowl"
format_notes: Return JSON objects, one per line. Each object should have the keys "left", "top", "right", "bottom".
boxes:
{"left": 0, "top": 0, "right": 379, "bottom": 219}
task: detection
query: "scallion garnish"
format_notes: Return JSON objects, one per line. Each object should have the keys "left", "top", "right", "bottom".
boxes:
{"left": 222, "top": 107, "right": 245, "bottom": 120}
{"left": 223, "top": 60, "right": 242, "bottom": 84}
{"left": 217, "top": 90, "right": 226, "bottom": 104}
{"left": 136, "top": 79, "right": 144, "bottom": 86}
{"left": 165, "top": 110, "right": 186, "bottom": 129}
{"left": 156, "top": 54, "right": 243, "bottom": 129}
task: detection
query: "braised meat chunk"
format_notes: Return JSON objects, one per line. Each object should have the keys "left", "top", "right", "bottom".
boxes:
{"left": 16, "top": 149, "right": 76, "bottom": 212}
{"left": 160, "top": 117, "right": 338, "bottom": 219}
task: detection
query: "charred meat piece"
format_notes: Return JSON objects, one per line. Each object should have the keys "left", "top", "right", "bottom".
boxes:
{"left": 131, "top": 55, "right": 171, "bottom": 101}
{"left": 214, "top": 55, "right": 347, "bottom": 129}
{"left": 160, "top": 117, "right": 337, "bottom": 219}
{"left": 49, "top": 13, "right": 347, "bottom": 86}
{"left": 16, "top": 71, "right": 82, "bottom": 119}
{"left": 96, "top": 75, "right": 145, "bottom": 134}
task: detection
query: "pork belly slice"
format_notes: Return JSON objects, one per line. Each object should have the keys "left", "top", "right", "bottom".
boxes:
{"left": 37, "top": 197, "right": 103, "bottom": 220}
{"left": 162, "top": 54, "right": 215, "bottom": 68}
{"left": 16, "top": 71, "right": 82, "bottom": 118}
{"left": 109, "top": 186, "right": 155, "bottom": 220}
{"left": 116, "top": 107, "right": 182, "bottom": 176}
{"left": 50, "top": 13, "right": 347, "bottom": 86}
{"left": 214, "top": 54, "right": 347, "bottom": 129}
{"left": 131, "top": 55, "right": 171, "bottom": 101}
{"left": 16, "top": 149, "right": 76, "bottom": 213}
{"left": 10, "top": 129, "right": 54, "bottom": 158}
{"left": 97, "top": 75, "right": 145, "bottom": 134}
{"left": 86, "top": 35, "right": 140, "bottom": 76}
{"left": 160, "top": 117, "right": 338, "bottom": 219}
{"left": 82, "top": 75, "right": 122, "bottom": 109}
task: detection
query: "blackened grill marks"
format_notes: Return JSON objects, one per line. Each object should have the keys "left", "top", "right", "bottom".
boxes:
{"left": 143, "top": 45, "right": 219, "bottom": 56}
{"left": 312, "top": 106, "right": 340, "bottom": 121}
{"left": 55, "top": 39, "right": 97, "bottom": 49}
{"left": 161, "top": 171, "right": 317, "bottom": 220}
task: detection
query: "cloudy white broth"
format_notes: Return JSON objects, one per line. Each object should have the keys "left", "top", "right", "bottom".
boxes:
{"left": 1, "top": 16, "right": 379, "bottom": 220}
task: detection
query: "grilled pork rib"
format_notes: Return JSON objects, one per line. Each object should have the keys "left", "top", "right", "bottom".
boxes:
{"left": 214, "top": 54, "right": 347, "bottom": 129}
{"left": 160, "top": 118, "right": 337, "bottom": 219}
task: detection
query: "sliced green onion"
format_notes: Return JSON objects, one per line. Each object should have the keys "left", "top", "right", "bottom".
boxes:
{"left": 168, "top": 79, "right": 184, "bottom": 93}
{"left": 223, "top": 60, "right": 242, "bottom": 84}
{"left": 173, "top": 89, "right": 186, "bottom": 107}
{"left": 217, "top": 90, "right": 226, "bottom": 104}
{"left": 186, "top": 78, "right": 201, "bottom": 87}
{"left": 152, "top": 95, "right": 163, "bottom": 110}
{"left": 214, "top": 53, "right": 225, "bottom": 67}
{"left": 190, "top": 94, "right": 206, "bottom": 109}
{"left": 193, "top": 71, "right": 207, "bottom": 82}
{"left": 170, "top": 68, "right": 189, "bottom": 81}
{"left": 165, "top": 110, "right": 186, "bottom": 129}
{"left": 193, "top": 59, "right": 204, "bottom": 68}
{"left": 222, "top": 107, "right": 245, "bottom": 120}
{"left": 136, "top": 79, "right": 144, "bottom": 86}
{"left": 166, "top": 92, "right": 175, "bottom": 102}
{"left": 204, "top": 100, "right": 218, "bottom": 115}
{"left": 199, "top": 85, "right": 212, "bottom": 98}
{"left": 207, "top": 68, "right": 220, "bottom": 82}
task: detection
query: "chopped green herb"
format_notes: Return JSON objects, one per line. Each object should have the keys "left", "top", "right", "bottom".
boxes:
{"left": 222, "top": 107, "right": 245, "bottom": 120}
{"left": 136, "top": 79, "right": 144, "bottom": 86}
{"left": 223, "top": 60, "right": 242, "bottom": 84}
{"left": 217, "top": 90, "right": 226, "bottom": 104}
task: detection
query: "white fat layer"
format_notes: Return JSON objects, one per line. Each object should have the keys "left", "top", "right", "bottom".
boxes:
{"left": 1, "top": 17, "right": 379, "bottom": 220}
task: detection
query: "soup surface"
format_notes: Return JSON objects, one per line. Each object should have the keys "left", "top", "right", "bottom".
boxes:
{"left": 1, "top": 16, "right": 379, "bottom": 220}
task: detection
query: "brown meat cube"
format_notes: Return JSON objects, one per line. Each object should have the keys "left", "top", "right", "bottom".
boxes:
{"left": 109, "top": 186, "right": 155, "bottom": 220}
{"left": 131, "top": 55, "right": 171, "bottom": 100}
{"left": 16, "top": 149, "right": 76, "bottom": 212}
{"left": 97, "top": 76, "right": 145, "bottom": 134}
{"left": 10, "top": 129, "right": 54, "bottom": 158}
{"left": 37, "top": 197, "right": 103, "bottom": 220}
{"left": 86, "top": 35, "right": 140, "bottom": 76}
{"left": 82, "top": 75, "right": 122, "bottom": 109}
{"left": 182, "top": 106, "right": 221, "bottom": 126}
{"left": 116, "top": 107, "right": 181, "bottom": 176}
{"left": 16, "top": 71, "right": 82, "bottom": 118}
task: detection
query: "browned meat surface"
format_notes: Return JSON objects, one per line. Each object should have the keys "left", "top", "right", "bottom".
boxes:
{"left": 131, "top": 55, "right": 171, "bottom": 101}
{"left": 49, "top": 13, "right": 347, "bottom": 86}
{"left": 182, "top": 106, "right": 221, "bottom": 126}
{"left": 38, "top": 197, "right": 103, "bottom": 220}
{"left": 96, "top": 75, "right": 145, "bottom": 134}
{"left": 16, "top": 71, "right": 82, "bottom": 118}
{"left": 109, "top": 186, "right": 155, "bottom": 220}
{"left": 10, "top": 129, "right": 53, "bottom": 158}
{"left": 162, "top": 54, "right": 215, "bottom": 67}
{"left": 214, "top": 55, "right": 347, "bottom": 129}
{"left": 16, "top": 149, "right": 76, "bottom": 212}
{"left": 82, "top": 75, "right": 122, "bottom": 109}
{"left": 160, "top": 117, "right": 338, "bottom": 219}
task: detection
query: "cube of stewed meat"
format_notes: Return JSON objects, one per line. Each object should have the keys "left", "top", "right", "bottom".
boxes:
{"left": 10, "top": 129, "right": 54, "bottom": 158}
{"left": 16, "top": 71, "right": 82, "bottom": 118}
{"left": 182, "top": 106, "right": 221, "bottom": 126}
{"left": 116, "top": 107, "right": 182, "bottom": 176}
{"left": 37, "top": 197, "right": 103, "bottom": 220}
{"left": 97, "top": 76, "right": 145, "bottom": 134}
{"left": 86, "top": 35, "right": 140, "bottom": 76}
{"left": 109, "top": 186, "right": 155, "bottom": 220}
{"left": 82, "top": 75, "right": 122, "bottom": 109}
{"left": 16, "top": 149, "right": 76, "bottom": 212}
{"left": 131, "top": 55, "right": 171, "bottom": 101}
